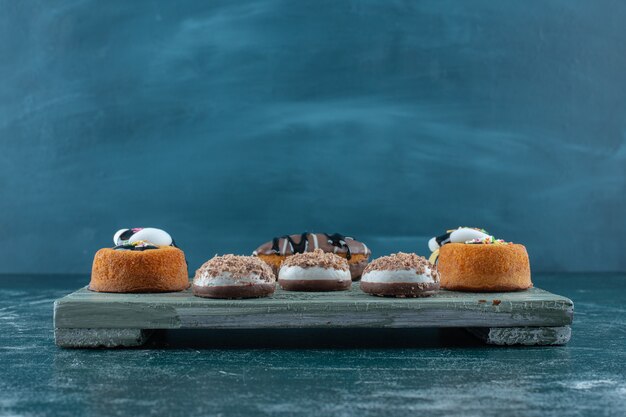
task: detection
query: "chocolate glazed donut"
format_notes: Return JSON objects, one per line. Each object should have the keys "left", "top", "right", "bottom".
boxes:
{"left": 253, "top": 232, "right": 370, "bottom": 280}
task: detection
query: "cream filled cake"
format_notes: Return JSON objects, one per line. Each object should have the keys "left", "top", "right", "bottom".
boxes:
{"left": 278, "top": 249, "right": 352, "bottom": 291}
{"left": 192, "top": 255, "right": 276, "bottom": 299}
{"left": 90, "top": 227, "right": 189, "bottom": 293}
{"left": 253, "top": 232, "right": 370, "bottom": 280}
{"left": 429, "top": 227, "right": 532, "bottom": 292}
{"left": 360, "top": 252, "right": 439, "bottom": 297}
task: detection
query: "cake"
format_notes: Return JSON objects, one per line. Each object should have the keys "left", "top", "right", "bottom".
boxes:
{"left": 192, "top": 255, "right": 276, "bottom": 299}
{"left": 89, "top": 228, "right": 189, "bottom": 293}
{"left": 360, "top": 252, "right": 439, "bottom": 297}
{"left": 429, "top": 227, "right": 532, "bottom": 292}
{"left": 278, "top": 249, "right": 352, "bottom": 291}
{"left": 254, "top": 232, "right": 370, "bottom": 280}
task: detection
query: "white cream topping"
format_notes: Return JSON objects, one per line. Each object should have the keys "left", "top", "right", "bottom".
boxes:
{"left": 278, "top": 266, "right": 351, "bottom": 281}
{"left": 114, "top": 227, "right": 173, "bottom": 247}
{"left": 361, "top": 268, "right": 436, "bottom": 284}
{"left": 428, "top": 227, "right": 490, "bottom": 252}
{"left": 193, "top": 272, "right": 268, "bottom": 287}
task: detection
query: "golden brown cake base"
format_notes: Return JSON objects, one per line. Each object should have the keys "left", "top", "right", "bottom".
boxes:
{"left": 437, "top": 243, "right": 532, "bottom": 292}
{"left": 90, "top": 247, "right": 189, "bottom": 293}
{"left": 258, "top": 253, "right": 368, "bottom": 281}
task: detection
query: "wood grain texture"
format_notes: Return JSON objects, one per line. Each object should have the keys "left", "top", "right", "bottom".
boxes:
{"left": 54, "top": 283, "right": 573, "bottom": 332}
{"left": 466, "top": 326, "right": 572, "bottom": 345}
{"left": 55, "top": 328, "right": 152, "bottom": 348}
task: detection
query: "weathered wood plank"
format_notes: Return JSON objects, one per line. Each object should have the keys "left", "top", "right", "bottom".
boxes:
{"left": 54, "top": 283, "right": 573, "bottom": 331}
{"left": 54, "top": 328, "right": 153, "bottom": 348}
{"left": 466, "top": 326, "right": 572, "bottom": 345}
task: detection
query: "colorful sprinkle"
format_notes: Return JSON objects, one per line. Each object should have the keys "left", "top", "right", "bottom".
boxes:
{"left": 465, "top": 236, "right": 510, "bottom": 245}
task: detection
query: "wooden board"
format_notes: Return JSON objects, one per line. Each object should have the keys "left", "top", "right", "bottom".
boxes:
{"left": 54, "top": 283, "right": 573, "bottom": 348}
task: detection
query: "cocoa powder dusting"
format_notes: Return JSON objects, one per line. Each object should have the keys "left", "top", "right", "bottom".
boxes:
{"left": 364, "top": 252, "right": 439, "bottom": 280}
{"left": 281, "top": 248, "right": 349, "bottom": 270}
{"left": 195, "top": 254, "right": 275, "bottom": 282}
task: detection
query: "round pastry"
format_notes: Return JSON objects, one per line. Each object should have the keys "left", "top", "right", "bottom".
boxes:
{"left": 192, "top": 255, "right": 276, "bottom": 299}
{"left": 278, "top": 249, "right": 352, "bottom": 291}
{"left": 90, "top": 228, "right": 189, "bottom": 293}
{"left": 254, "top": 232, "right": 370, "bottom": 281}
{"left": 360, "top": 252, "right": 439, "bottom": 297}
{"left": 429, "top": 227, "right": 532, "bottom": 292}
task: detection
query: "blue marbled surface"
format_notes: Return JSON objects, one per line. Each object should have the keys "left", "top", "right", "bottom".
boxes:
{"left": 1, "top": 273, "right": 625, "bottom": 416}
{"left": 0, "top": 1, "right": 625, "bottom": 273}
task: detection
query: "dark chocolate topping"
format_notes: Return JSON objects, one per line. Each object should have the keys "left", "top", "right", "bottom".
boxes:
{"left": 324, "top": 233, "right": 352, "bottom": 260}
{"left": 435, "top": 232, "right": 452, "bottom": 247}
{"left": 118, "top": 229, "right": 136, "bottom": 242}
{"left": 254, "top": 232, "right": 369, "bottom": 258}
{"left": 271, "top": 233, "right": 309, "bottom": 255}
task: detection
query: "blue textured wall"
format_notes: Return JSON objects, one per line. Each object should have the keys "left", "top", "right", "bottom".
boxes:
{"left": 1, "top": 0, "right": 625, "bottom": 274}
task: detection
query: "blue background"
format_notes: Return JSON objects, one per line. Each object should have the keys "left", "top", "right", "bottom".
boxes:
{"left": 1, "top": 0, "right": 624, "bottom": 274}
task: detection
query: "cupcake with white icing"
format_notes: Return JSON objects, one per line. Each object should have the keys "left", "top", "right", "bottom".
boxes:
{"left": 193, "top": 255, "right": 276, "bottom": 299}
{"left": 90, "top": 227, "right": 188, "bottom": 293}
{"left": 360, "top": 252, "right": 440, "bottom": 297}
{"left": 278, "top": 249, "right": 352, "bottom": 291}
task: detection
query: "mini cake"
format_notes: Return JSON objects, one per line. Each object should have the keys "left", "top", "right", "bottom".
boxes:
{"left": 90, "top": 228, "right": 189, "bottom": 293}
{"left": 429, "top": 227, "right": 532, "bottom": 292}
{"left": 278, "top": 249, "right": 352, "bottom": 291}
{"left": 360, "top": 253, "right": 439, "bottom": 297}
{"left": 192, "top": 255, "right": 276, "bottom": 299}
{"left": 254, "top": 232, "right": 370, "bottom": 281}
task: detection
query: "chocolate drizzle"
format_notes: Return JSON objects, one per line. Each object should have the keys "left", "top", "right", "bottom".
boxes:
{"left": 257, "top": 232, "right": 368, "bottom": 259}
{"left": 435, "top": 232, "right": 452, "bottom": 247}
{"left": 269, "top": 232, "right": 355, "bottom": 259}
{"left": 118, "top": 229, "right": 136, "bottom": 242}
{"left": 271, "top": 232, "right": 309, "bottom": 254}
{"left": 324, "top": 233, "right": 352, "bottom": 260}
